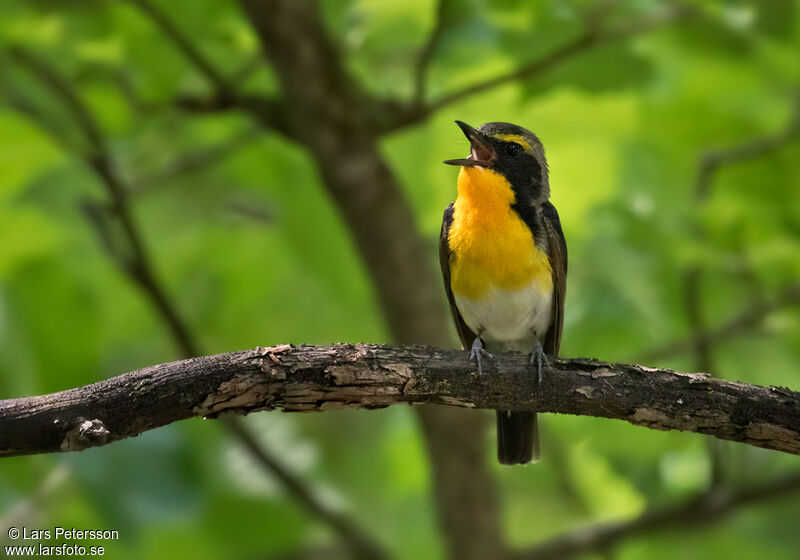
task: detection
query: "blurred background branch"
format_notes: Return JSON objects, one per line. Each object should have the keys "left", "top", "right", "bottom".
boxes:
{"left": 640, "top": 280, "right": 800, "bottom": 363}
{"left": 383, "top": 1, "right": 692, "bottom": 130}
{"left": 427, "top": 3, "right": 690, "bottom": 111}
{"left": 412, "top": 0, "right": 451, "bottom": 107}
{"left": 2, "top": 45, "right": 386, "bottom": 560}
{"left": 517, "top": 470, "right": 800, "bottom": 560}
{"left": 695, "top": 93, "right": 800, "bottom": 202}
{"left": 127, "top": 125, "right": 263, "bottom": 195}
{"left": 684, "top": 90, "right": 800, "bottom": 486}
{"left": 124, "top": 0, "right": 233, "bottom": 99}
{"left": 7, "top": 46, "right": 198, "bottom": 355}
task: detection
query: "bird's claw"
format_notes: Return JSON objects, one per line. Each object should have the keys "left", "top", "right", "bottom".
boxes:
{"left": 469, "top": 338, "right": 494, "bottom": 376}
{"left": 530, "top": 341, "right": 551, "bottom": 388}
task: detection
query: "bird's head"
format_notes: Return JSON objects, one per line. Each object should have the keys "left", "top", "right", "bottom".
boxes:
{"left": 444, "top": 121, "right": 549, "bottom": 203}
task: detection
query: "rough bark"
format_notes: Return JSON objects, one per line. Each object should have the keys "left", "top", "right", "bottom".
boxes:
{"left": 3, "top": 343, "right": 799, "bottom": 459}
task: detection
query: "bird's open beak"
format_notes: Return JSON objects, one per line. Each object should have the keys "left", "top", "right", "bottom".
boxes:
{"left": 443, "top": 121, "right": 496, "bottom": 167}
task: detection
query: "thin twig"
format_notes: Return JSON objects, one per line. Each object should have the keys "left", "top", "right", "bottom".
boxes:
{"left": 695, "top": 93, "right": 800, "bottom": 201}
{"left": 172, "top": 92, "right": 289, "bottom": 135}
{"left": 109, "top": 69, "right": 150, "bottom": 114}
{"left": 9, "top": 47, "right": 198, "bottom": 357}
{"left": 125, "top": 0, "right": 292, "bottom": 135}
{"left": 225, "top": 198, "right": 274, "bottom": 224}
{"left": 412, "top": 0, "right": 450, "bottom": 106}
{"left": 421, "top": 3, "right": 689, "bottom": 118}
{"left": 640, "top": 281, "right": 800, "bottom": 363}
{"left": 8, "top": 48, "right": 105, "bottom": 155}
{"left": 0, "top": 69, "right": 67, "bottom": 144}
{"left": 515, "top": 471, "right": 800, "bottom": 560}
{"left": 128, "top": 126, "right": 263, "bottom": 195}
{"left": 681, "top": 95, "right": 800, "bottom": 487}
{"left": 643, "top": 91, "right": 800, "bottom": 365}
{"left": 0, "top": 464, "right": 70, "bottom": 544}
{"left": 124, "top": 0, "right": 231, "bottom": 96}
{"left": 222, "top": 418, "right": 386, "bottom": 560}
{"left": 682, "top": 268, "right": 713, "bottom": 374}
{"left": 231, "top": 55, "right": 265, "bottom": 84}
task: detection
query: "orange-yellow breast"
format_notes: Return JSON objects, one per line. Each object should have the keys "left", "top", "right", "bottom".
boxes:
{"left": 448, "top": 167, "right": 552, "bottom": 301}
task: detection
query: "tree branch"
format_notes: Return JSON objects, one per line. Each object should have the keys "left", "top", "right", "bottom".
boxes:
{"left": 125, "top": 0, "right": 291, "bottom": 133}
{"left": 3, "top": 343, "right": 799, "bottom": 458}
{"left": 381, "top": 2, "right": 690, "bottom": 131}
{"left": 0, "top": 464, "right": 70, "bottom": 544}
{"left": 8, "top": 47, "right": 199, "bottom": 357}
{"left": 412, "top": 0, "right": 450, "bottom": 106}
{"left": 124, "top": 0, "right": 232, "bottom": 96}
{"left": 640, "top": 91, "right": 800, "bottom": 366}
{"left": 0, "top": 67, "right": 69, "bottom": 146}
{"left": 641, "top": 279, "right": 800, "bottom": 365}
{"left": 221, "top": 418, "right": 386, "bottom": 560}
{"left": 8, "top": 48, "right": 106, "bottom": 155}
{"left": 127, "top": 125, "right": 263, "bottom": 195}
{"left": 430, "top": 3, "right": 689, "bottom": 111}
{"left": 515, "top": 470, "right": 800, "bottom": 560}
{"left": 173, "top": 93, "right": 289, "bottom": 134}
{"left": 695, "top": 92, "right": 800, "bottom": 201}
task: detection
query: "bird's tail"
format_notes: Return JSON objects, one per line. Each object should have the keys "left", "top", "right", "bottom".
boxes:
{"left": 496, "top": 411, "right": 540, "bottom": 465}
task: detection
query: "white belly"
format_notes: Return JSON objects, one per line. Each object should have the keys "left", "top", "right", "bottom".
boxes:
{"left": 454, "top": 279, "right": 553, "bottom": 352}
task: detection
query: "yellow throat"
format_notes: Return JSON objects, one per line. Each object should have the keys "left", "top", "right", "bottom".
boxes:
{"left": 448, "top": 166, "right": 552, "bottom": 301}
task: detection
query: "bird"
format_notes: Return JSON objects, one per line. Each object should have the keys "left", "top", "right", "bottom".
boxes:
{"left": 439, "top": 121, "right": 567, "bottom": 465}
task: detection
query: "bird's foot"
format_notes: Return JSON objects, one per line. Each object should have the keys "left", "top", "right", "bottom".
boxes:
{"left": 469, "top": 338, "right": 494, "bottom": 376}
{"left": 530, "top": 340, "right": 551, "bottom": 388}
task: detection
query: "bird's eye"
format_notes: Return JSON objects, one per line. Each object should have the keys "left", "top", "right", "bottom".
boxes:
{"left": 505, "top": 142, "right": 523, "bottom": 157}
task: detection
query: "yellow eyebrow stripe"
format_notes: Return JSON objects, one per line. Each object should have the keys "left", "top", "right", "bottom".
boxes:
{"left": 492, "top": 133, "right": 532, "bottom": 153}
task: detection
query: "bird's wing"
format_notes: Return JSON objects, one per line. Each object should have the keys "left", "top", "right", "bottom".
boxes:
{"left": 542, "top": 201, "right": 567, "bottom": 357}
{"left": 440, "top": 203, "right": 478, "bottom": 349}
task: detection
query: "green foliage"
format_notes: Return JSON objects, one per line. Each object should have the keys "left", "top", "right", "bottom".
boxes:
{"left": 2, "top": 0, "right": 800, "bottom": 558}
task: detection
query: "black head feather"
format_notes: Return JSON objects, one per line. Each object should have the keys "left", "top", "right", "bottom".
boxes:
{"left": 478, "top": 122, "right": 549, "bottom": 204}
